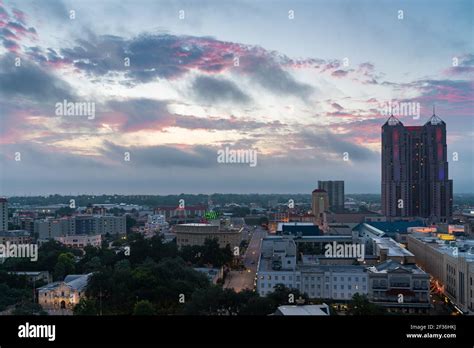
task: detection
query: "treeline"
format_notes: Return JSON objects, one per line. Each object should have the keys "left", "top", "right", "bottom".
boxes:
{"left": 7, "top": 193, "right": 313, "bottom": 208}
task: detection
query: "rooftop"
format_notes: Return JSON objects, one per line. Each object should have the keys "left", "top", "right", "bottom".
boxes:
{"left": 372, "top": 237, "right": 414, "bottom": 257}
{"left": 38, "top": 273, "right": 92, "bottom": 292}
{"left": 275, "top": 304, "right": 330, "bottom": 316}
{"left": 364, "top": 221, "right": 425, "bottom": 235}
{"left": 0, "top": 230, "right": 31, "bottom": 237}
{"left": 368, "top": 259, "right": 426, "bottom": 275}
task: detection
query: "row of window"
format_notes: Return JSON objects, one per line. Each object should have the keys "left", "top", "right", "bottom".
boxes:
{"left": 260, "top": 274, "right": 366, "bottom": 283}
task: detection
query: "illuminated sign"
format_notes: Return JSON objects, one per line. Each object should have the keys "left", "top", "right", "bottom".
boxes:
{"left": 204, "top": 211, "right": 220, "bottom": 220}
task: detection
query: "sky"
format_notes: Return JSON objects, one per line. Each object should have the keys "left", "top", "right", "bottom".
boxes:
{"left": 0, "top": 0, "right": 473, "bottom": 195}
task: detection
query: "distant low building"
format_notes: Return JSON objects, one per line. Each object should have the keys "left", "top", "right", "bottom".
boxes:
{"left": 155, "top": 205, "right": 207, "bottom": 221}
{"left": 38, "top": 273, "right": 92, "bottom": 311}
{"left": 9, "top": 271, "right": 52, "bottom": 284}
{"left": 0, "top": 230, "right": 32, "bottom": 244}
{"left": 54, "top": 234, "right": 102, "bottom": 248}
{"left": 174, "top": 223, "right": 242, "bottom": 249}
{"left": 277, "top": 222, "right": 321, "bottom": 237}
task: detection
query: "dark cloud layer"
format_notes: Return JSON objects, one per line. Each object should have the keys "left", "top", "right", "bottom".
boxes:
{"left": 0, "top": 53, "right": 73, "bottom": 102}
{"left": 191, "top": 75, "right": 250, "bottom": 104}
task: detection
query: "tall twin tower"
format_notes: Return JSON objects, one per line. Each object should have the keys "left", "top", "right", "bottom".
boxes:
{"left": 381, "top": 113, "right": 453, "bottom": 223}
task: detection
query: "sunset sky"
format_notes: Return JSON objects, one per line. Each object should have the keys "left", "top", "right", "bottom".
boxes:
{"left": 0, "top": 0, "right": 473, "bottom": 195}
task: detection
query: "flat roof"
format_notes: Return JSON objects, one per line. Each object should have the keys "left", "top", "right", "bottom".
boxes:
{"left": 277, "top": 305, "right": 330, "bottom": 316}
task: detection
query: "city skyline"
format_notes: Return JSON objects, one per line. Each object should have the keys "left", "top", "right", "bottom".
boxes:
{"left": 0, "top": 0, "right": 473, "bottom": 195}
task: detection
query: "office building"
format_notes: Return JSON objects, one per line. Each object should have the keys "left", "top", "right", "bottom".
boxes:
{"left": 318, "top": 181, "right": 345, "bottom": 212}
{"left": 0, "top": 198, "right": 8, "bottom": 231}
{"left": 381, "top": 114, "right": 453, "bottom": 222}
{"left": 36, "top": 215, "right": 126, "bottom": 240}
{"left": 35, "top": 218, "right": 73, "bottom": 239}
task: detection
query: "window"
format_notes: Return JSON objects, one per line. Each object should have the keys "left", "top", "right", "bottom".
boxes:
{"left": 355, "top": 277, "right": 359, "bottom": 282}
{"left": 333, "top": 277, "right": 337, "bottom": 281}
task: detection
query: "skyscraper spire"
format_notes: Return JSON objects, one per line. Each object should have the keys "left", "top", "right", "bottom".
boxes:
{"left": 433, "top": 105, "right": 435, "bottom": 116}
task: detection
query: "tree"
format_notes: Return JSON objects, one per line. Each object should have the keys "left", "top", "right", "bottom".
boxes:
{"left": 133, "top": 300, "right": 155, "bottom": 315}
{"left": 74, "top": 298, "right": 98, "bottom": 315}
{"left": 53, "top": 252, "right": 75, "bottom": 280}
{"left": 126, "top": 215, "right": 137, "bottom": 234}
{"left": 347, "top": 293, "right": 384, "bottom": 315}
{"left": 240, "top": 296, "right": 275, "bottom": 315}
{"left": 12, "top": 301, "right": 47, "bottom": 315}
{"left": 266, "top": 284, "right": 308, "bottom": 308}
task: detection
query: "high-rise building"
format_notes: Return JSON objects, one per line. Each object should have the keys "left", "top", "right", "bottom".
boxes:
{"left": 0, "top": 198, "right": 8, "bottom": 231}
{"left": 381, "top": 113, "right": 453, "bottom": 222}
{"left": 312, "top": 189, "right": 329, "bottom": 226}
{"left": 318, "top": 181, "right": 344, "bottom": 212}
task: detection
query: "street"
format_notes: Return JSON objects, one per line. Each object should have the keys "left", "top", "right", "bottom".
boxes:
{"left": 224, "top": 226, "right": 266, "bottom": 292}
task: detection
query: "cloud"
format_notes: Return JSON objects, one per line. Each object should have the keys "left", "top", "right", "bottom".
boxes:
{"left": 103, "top": 98, "right": 175, "bottom": 132}
{"left": 445, "top": 53, "right": 474, "bottom": 76}
{"left": 331, "top": 69, "right": 348, "bottom": 77}
{"left": 290, "top": 127, "right": 378, "bottom": 162}
{"left": 100, "top": 141, "right": 219, "bottom": 168}
{"left": 191, "top": 75, "right": 250, "bottom": 104}
{"left": 0, "top": 53, "right": 74, "bottom": 102}
{"left": 242, "top": 55, "right": 314, "bottom": 99}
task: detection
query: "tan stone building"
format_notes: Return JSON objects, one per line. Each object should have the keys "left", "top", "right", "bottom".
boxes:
{"left": 174, "top": 223, "right": 242, "bottom": 249}
{"left": 38, "top": 273, "right": 92, "bottom": 312}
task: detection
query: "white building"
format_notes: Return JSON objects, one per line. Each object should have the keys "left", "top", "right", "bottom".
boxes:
{"left": 145, "top": 214, "right": 168, "bottom": 232}
{"left": 257, "top": 237, "right": 368, "bottom": 300}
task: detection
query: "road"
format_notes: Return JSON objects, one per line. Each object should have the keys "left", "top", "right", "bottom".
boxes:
{"left": 224, "top": 226, "right": 266, "bottom": 292}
